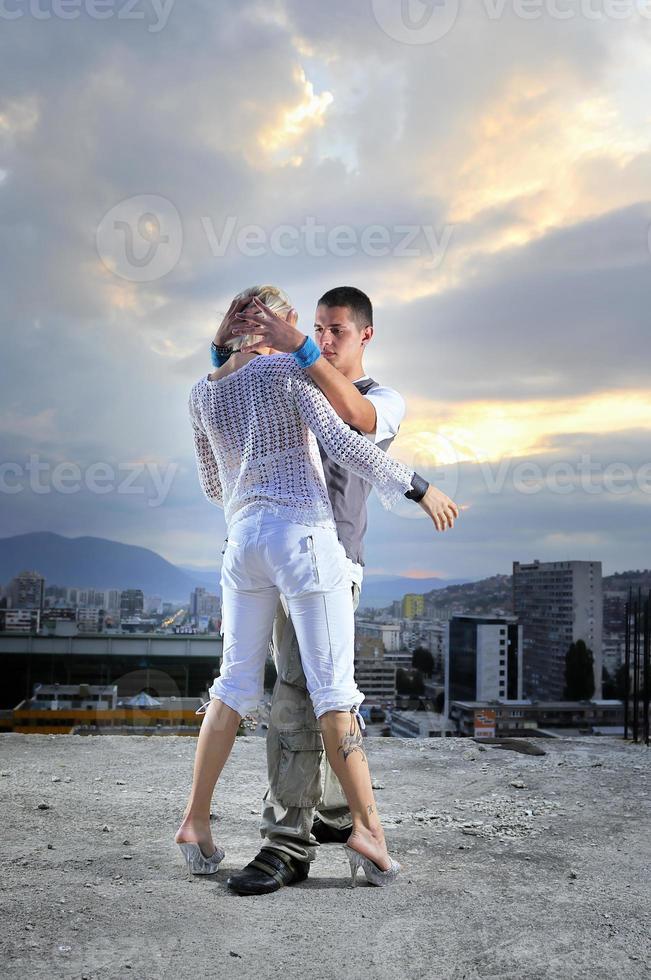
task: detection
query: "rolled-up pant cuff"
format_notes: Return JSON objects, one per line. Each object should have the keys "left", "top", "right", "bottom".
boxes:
{"left": 196, "top": 680, "right": 259, "bottom": 718}
{"left": 312, "top": 692, "right": 366, "bottom": 721}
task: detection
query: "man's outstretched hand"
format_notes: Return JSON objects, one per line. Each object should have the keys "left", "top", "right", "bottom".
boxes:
{"left": 230, "top": 296, "right": 302, "bottom": 353}
{"left": 418, "top": 485, "right": 459, "bottom": 531}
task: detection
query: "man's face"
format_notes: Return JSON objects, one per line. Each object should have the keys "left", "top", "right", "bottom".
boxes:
{"left": 313, "top": 304, "right": 370, "bottom": 373}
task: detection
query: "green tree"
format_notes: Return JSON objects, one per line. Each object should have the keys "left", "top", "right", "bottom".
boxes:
{"left": 396, "top": 668, "right": 425, "bottom": 700}
{"left": 411, "top": 669, "right": 425, "bottom": 697}
{"left": 602, "top": 666, "right": 616, "bottom": 699}
{"left": 396, "top": 668, "right": 411, "bottom": 696}
{"left": 614, "top": 663, "right": 629, "bottom": 700}
{"left": 264, "top": 658, "right": 278, "bottom": 691}
{"left": 412, "top": 646, "right": 434, "bottom": 677}
{"left": 563, "top": 639, "right": 595, "bottom": 700}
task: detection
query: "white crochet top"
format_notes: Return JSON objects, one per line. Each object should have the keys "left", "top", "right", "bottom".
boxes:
{"left": 188, "top": 353, "right": 414, "bottom": 531}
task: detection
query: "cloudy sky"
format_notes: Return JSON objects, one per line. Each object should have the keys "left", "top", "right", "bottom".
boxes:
{"left": 1, "top": 0, "right": 650, "bottom": 582}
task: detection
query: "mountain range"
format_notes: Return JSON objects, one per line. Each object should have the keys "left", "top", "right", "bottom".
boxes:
{"left": 0, "top": 532, "right": 215, "bottom": 602}
{"left": 2, "top": 532, "right": 647, "bottom": 612}
{"left": 0, "top": 532, "right": 466, "bottom": 605}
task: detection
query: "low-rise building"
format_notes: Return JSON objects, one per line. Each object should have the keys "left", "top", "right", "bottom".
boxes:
{"left": 382, "top": 649, "right": 416, "bottom": 669}
{"left": 356, "top": 620, "right": 401, "bottom": 652}
{"left": 76, "top": 608, "right": 101, "bottom": 633}
{"left": 390, "top": 710, "right": 452, "bottom": 738}
{"left": 449, "top": 698, "right": 625, "bottom": 737}
{"left": 11, "top": 683, "right": 216, "bottom": 735}
{"left": 354, "top": 660, "right": 396, "bottom": 704}
{"left": 2, "top": 609, "right": 40, "bottom": 632}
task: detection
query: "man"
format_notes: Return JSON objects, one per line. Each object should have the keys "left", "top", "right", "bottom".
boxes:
{"left": 210, "top": 286, "right": 456, "bottom": 894}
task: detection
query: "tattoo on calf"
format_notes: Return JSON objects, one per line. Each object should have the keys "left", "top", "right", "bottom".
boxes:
{"left": 337, "top": 712, "right": 367, "bottom": 763}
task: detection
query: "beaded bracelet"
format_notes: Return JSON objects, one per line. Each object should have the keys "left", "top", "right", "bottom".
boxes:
{"left": 210, "top": 342, "right": 233, "bottom": 368}
{"left": 292, "top": 335, "right": 321, "bottom": 368}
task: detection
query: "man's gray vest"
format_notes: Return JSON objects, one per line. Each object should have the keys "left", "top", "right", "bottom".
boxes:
{"left": 317, "top": 377, "right": 397, "bottom": 567}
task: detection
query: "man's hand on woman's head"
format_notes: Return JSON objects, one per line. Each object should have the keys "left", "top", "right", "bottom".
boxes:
{"left": 230, "top": 296, "right": 302, "bottom": 354}
{"left": 213, "top": 295, "right": 251, "bottom": 347}
{"left": 418, "top": 485, "right": 459, "bottom": 532}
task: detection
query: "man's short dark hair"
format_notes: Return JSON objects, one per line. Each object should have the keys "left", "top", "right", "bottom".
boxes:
{"left": 317, "top": 286, "right": 373, "bottom": 329}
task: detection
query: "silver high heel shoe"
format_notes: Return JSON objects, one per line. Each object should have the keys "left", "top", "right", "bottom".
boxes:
{"left": 344, "top": 845, "right": 401, "bottom": 887}
{"left": 177, "top": 841, "right": 225, "bottom": 875}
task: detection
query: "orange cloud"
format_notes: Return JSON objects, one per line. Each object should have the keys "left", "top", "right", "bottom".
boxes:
{"left": 392, "top": 388, "right": 651, "bottom": 467}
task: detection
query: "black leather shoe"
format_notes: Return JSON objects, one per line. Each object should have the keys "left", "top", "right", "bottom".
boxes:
{"left": 226, "top": 848, "right": 309, "bottom": 896}
{"left": 311, "top": 816, "right": 352, "bottom": 844}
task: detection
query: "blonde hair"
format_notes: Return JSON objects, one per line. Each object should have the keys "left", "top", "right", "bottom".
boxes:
{"left": 226, "top": 284, "right": 293, "bottom": 352}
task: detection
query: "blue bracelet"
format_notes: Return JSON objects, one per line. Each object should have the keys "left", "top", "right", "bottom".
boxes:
{"left": 292, "top": 335, "right": 321, "bottom": 368}
{"left": 210, "top": 343, "right": 231, "bottom": 368}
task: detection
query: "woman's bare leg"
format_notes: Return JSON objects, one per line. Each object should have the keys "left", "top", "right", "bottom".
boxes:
{"left": 174, "top": 699, "right": 241, "bottom": 856}
{"left": 318, "top": 709, "right": 391, "bottom": 871}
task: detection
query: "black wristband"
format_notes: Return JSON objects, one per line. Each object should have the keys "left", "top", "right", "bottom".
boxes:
{"left": 404, "top": 472, "right": 429, "bottom": 502}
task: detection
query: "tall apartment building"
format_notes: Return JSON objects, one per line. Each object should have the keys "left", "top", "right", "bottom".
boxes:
{"left": 7, "top": 571, "right": 45, "bottom": 612}
{"left": 120, "top": 589, "right": 144, "bottom": 619}
{"left": 190, "top": 587, "right": 220, "bottom": 623}
{"left": 602, "top": 589, "right": 626, "bottom": 676}
{"left": 513, "top": 559, "right": 602, "bottom": 701}
{"left": 402, "top": 593, "right": 425, "bottom": 619}
{"left": 77, "top": 589, "right": 107, "bottom": 609}
{"left": 105, "top": 590, "right": 121, "bottom": 613}
{"left": 445, "top": 615, "right": 523, "bottom": 716}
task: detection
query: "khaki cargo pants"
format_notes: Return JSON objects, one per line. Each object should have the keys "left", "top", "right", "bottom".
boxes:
{"left": 259, "top": 581, "right": 360, "bottom": 863}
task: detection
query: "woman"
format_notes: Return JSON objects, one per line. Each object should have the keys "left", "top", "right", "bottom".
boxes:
{"left": 175, "top": 284, "right": 446, "bottom": 887}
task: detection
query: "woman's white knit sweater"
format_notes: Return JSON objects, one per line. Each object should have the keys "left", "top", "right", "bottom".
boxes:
{"left": 188, "top": 353, "right": 414, "bottom": 531}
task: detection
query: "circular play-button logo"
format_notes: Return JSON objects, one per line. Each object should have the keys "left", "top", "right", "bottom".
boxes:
{"left": 96, "top": 194, "right": 183, "bottom": 282}
{"left": 371, "top": 0, "right": 460, "bottom": 45}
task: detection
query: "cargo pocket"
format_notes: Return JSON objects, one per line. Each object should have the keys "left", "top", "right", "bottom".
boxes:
{"left": 275, "top": 730, "right": 324, "bottom": 808}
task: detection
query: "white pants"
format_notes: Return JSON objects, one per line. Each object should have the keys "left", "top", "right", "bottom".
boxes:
{"left": 198, "top": 509, "right": 365, "bottom": 721}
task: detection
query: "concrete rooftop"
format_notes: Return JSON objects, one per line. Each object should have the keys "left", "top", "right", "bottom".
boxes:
{"left": 1, "top": 732, "right": 649, "bottom": 980}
